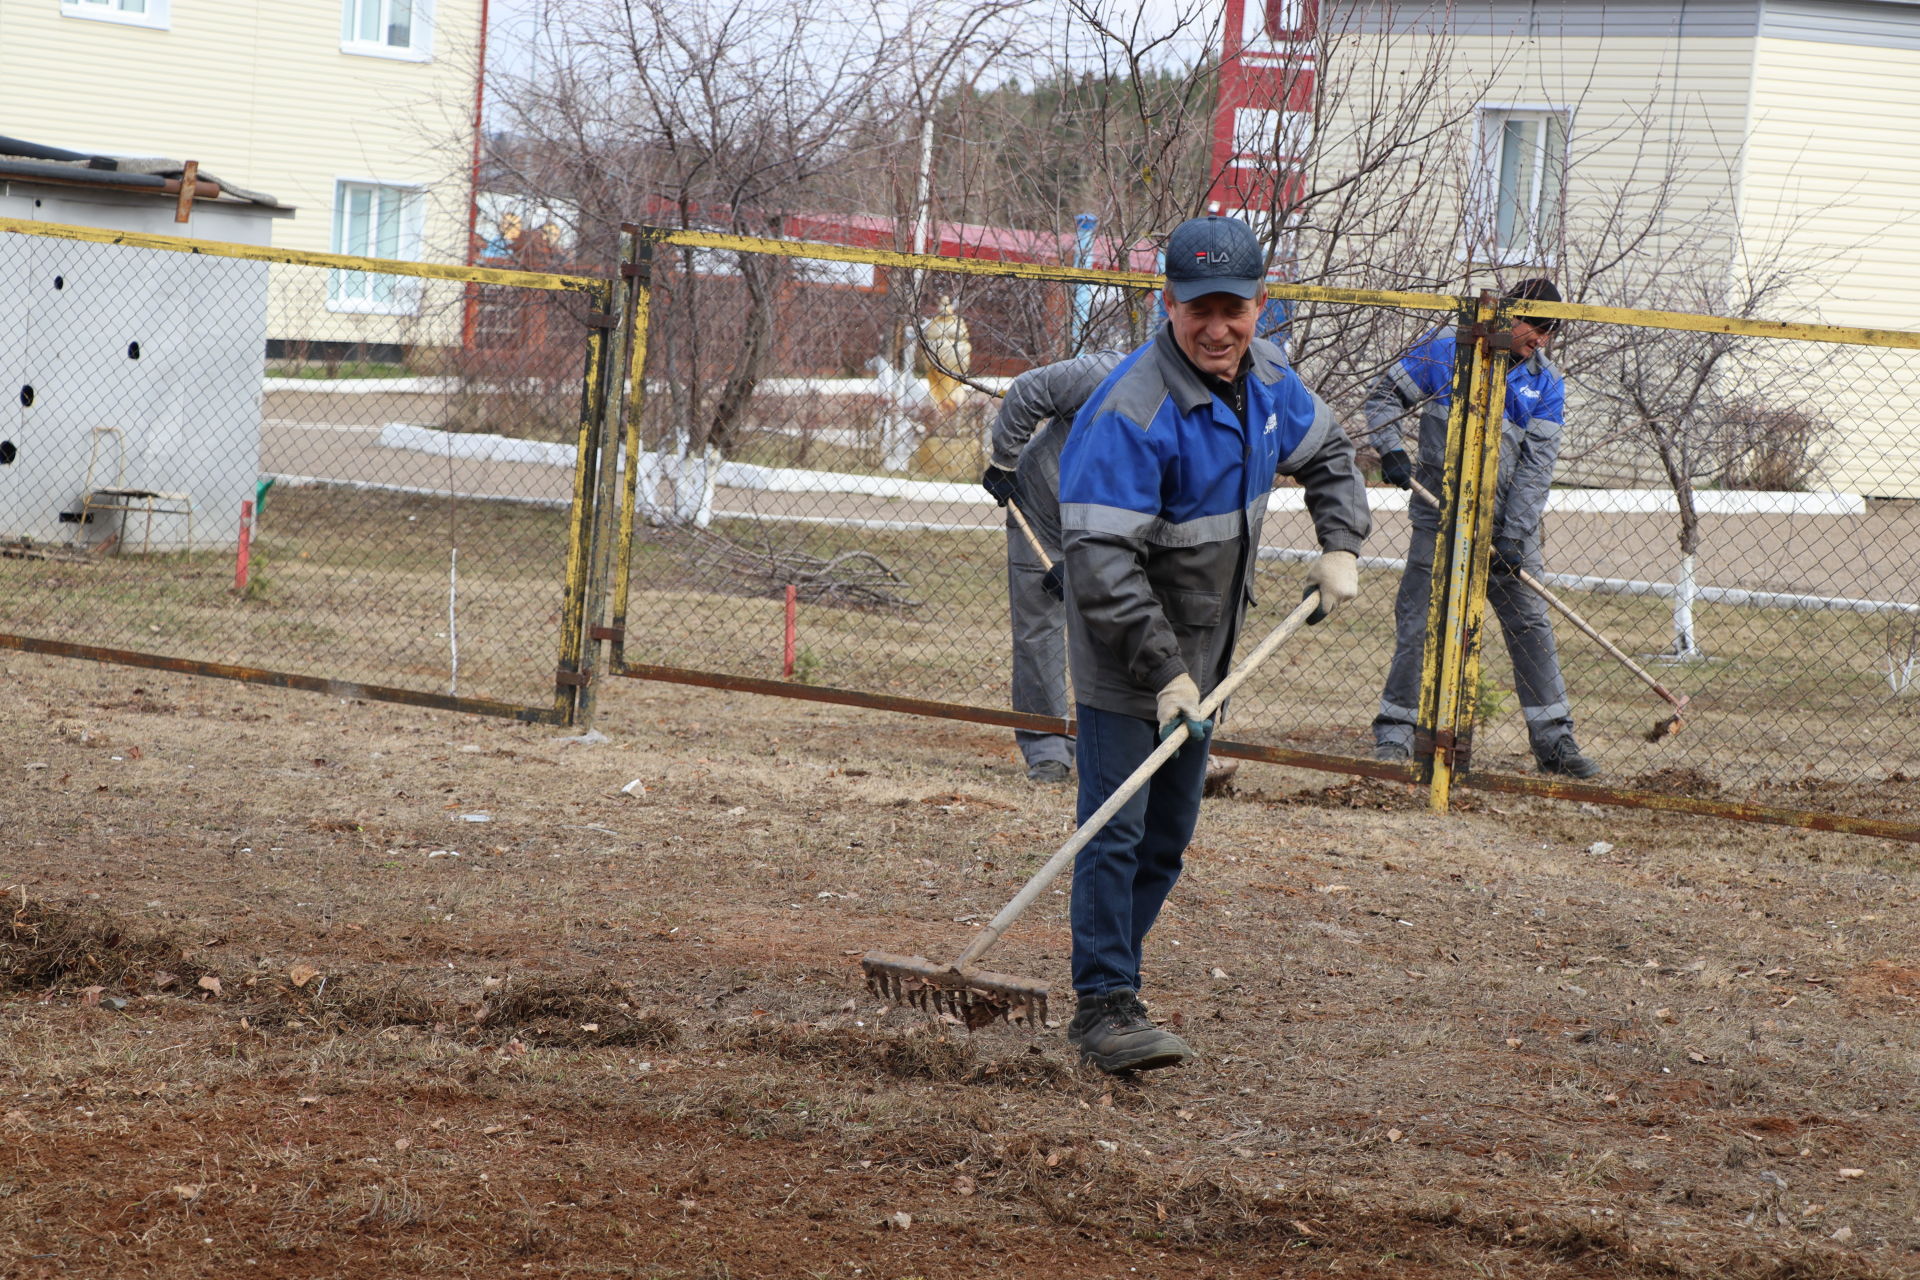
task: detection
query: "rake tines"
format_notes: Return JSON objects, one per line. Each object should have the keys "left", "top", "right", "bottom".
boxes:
{"left": 860, "top": 951, "right": 1049, "bottom": 1027}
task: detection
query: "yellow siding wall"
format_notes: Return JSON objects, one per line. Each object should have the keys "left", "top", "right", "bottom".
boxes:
{"left": 1746, "top": 35, "right": 1920, "bottom": 497}
{"left": 0, "top": 0, "right": 481, "bottom": 346}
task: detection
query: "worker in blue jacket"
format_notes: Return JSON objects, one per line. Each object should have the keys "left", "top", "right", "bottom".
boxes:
{"left": 1364, "top": 278, "right": 1599, "bottom": 778}
{"left": 1056, "top": 215, "right": 1371, "bottom": 1073}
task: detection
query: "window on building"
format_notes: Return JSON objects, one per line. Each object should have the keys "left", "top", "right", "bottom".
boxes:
{"left": 1474, "top": 108, "right": 1568, "bottom": 264}
{"left": 61, "top": 0, "right": 170, "bottom": 30}
{"left": 340, "top": 0, "right": 434, "bottom": 60}
{"left": 328, "top": 181, "right": 425, "bottom": 314}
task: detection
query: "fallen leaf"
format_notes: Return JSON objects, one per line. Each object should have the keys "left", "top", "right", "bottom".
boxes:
{"left": 1837, "top": 1168, "right": 1865, "bottom": 1179}
{"left": 297, "top": 1096, "right": 322, "bottom": 1106}
{"left": 197, "top": 975, "right": 222, "bottom": 996}
{"left": 1687, "top": 1050, "right": 1709, "bottom": 1063}
{"left": 151, "top": 971, "right": 178, "bottom": 990}
{"left": 1386, "top": 1128, "right": 1403, "bottom": 1142}
{"left": 80, "top": 986, "right": 104, "bottom": 1006}
{"left": 1832, "top": 1226, "right": 1855, "bottom": 1243}
{"left": 1209, "top": 967, "right": 1229, "bottom": 979}
{"left": 394, "top": 1137, "right": 412, "bottom": 1152}
{"left": 885, "top": 1211, "right": 912, "bottom": 1231}
{"left": 1654, "top": 1007, "right": 1676, "bottom": 1022}
{"left": 580, "top": 1023, "right": 600, "bottom": 1033}
{"left": 172, "top": 1184, "right": 202, "bottom": 1201}
{"left": 288, "top": 964, "right": 321, "bottom": 988}
{"left": 1505, "top": 1037, "right": 1522, "bottom": 1049}
{"left": 952, "top": 1175, "right": 975, "bottom": 1196}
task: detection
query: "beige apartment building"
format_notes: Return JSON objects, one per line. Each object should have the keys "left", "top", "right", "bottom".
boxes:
{"left": 0, "top": 0, "right": 484, "bottom": 353}
{"left": 1309, "top": 0, "right": 1920, "bottom": 498}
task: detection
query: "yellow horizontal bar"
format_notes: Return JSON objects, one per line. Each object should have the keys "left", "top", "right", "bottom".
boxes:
{"left": 643, "top": 227, "right": 1153, "bottom": 288}
{"left": 1267, "top": 283, "right": 1461, "bottom": 311}
{"left": 1512, "top": 297, "right": 1920, "bottom": 350}
{"left": 0, "top": 216, "right": 600, "bottom": 292}
{"left": 642, "top": 226, "right": 1469, "bottom": 312}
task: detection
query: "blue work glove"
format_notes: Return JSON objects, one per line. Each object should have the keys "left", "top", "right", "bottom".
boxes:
{"left": 1040, "top": 563, "right": 1063, "bottom": 602}
{"left": 1491, "top": 537, "right": 1526, "bottom": 574}
{"left": 981, "top": 466, "right": 1018, "bottom": 507}
{"left": 1155, "top": 674, "right": 1212, "bottom": 744}
{"left": 1378, "top": 449, "right": 1413, "bottom": 490}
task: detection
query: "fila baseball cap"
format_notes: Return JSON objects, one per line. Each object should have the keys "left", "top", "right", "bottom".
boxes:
{"left": 1163, "top": 215, "right": 1266, "bottom": 302}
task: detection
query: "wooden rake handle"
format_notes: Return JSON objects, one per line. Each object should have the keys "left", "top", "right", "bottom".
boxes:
{"left": 951, "top": 592, "right": 1321, "bottom": 971}
{"left": 1407, "top": 478, "right": 1687, "bottom": 715}
{"left": 1005, "top": 497, "right": 1052, "bottom": 570}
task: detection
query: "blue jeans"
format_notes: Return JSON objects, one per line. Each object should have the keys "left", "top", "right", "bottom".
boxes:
{"left": 1070, "top": 703, "right": 1211, "bottom": 998}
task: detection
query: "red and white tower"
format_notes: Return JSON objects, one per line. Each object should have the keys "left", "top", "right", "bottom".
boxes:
{"left": 1205, "top": 0, "right": 1318, "bottom": 275}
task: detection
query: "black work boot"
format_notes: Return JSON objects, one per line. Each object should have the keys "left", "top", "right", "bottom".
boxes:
{"left": 1537, "top": 739, "right": 1601, "bottom": 779}
{"left": 1066, "top": 990, "right": 1193, "bottom": 1074}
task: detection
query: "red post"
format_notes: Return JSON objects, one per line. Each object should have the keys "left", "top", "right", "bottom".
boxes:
{"left": 782, "top": 584, "right": 798, "bottom": 678}
{"left": 234, "top": 499, "right": 253, "bottom": 592}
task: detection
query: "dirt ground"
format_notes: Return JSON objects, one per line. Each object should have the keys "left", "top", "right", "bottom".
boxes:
{"left": 3, "top": 652, "right": 1917, "bottom": 1279}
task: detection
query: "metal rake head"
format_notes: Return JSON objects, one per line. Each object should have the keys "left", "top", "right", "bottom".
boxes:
{"left": 860, "top": 951, "right": 1049, "bottom": 1028}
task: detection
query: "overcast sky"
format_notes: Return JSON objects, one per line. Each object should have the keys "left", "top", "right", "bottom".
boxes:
{"left": 484, "top": 0, "right": 1229, "bottom": 88}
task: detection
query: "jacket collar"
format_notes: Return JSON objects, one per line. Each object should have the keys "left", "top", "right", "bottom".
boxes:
{"left": 1153, "top": 327, "right": 1279, "bottom": 414}
{"left": 1153, "top": 327, "right": 1216, "bottom": 414}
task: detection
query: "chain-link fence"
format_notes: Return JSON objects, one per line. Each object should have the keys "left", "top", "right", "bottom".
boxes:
{"left": 0, "top": 218, "right": 611, "bottom": 722}
{"left": 6, "top": 214, "right": 1914, "bottom": 841}
{"left": 609, "top": 227, "right": 1920, "bottom": 842}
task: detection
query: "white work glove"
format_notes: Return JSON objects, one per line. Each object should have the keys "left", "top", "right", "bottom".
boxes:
{"left": 1155, "top": 673, "right": 1212, "bottom": 744}
{"left": 1303, "top": 550, "right": 1359, "bottom": 625}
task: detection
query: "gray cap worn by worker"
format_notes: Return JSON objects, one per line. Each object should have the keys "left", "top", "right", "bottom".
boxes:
{"left": 1163, "top": 215, "right": 1267, "bottom": 301}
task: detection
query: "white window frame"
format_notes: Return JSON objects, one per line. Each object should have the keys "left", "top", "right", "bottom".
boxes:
{"left": 60, "top": 0, "right": 170, "bottom": 31}
{"left": 340, "top": 0, "right": 435, "bottom": 62}
{"left": 1469, "top": 105, "right": 1570, "bottom": 267}
{"left": 327, "top": 179, "right": 427, "bottom": 316}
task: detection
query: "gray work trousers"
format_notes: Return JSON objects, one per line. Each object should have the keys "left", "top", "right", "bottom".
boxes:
{"left": 1007, "top": 524, "right": 1073, "bottom": 769}
{"left": 1373, "top": 521, "right": 1575, "bottom": 758}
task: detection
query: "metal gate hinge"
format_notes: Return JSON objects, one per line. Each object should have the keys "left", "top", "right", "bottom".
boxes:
{"left": 585, "top": 311, "right": 616, "bottom": 330}
{"left": 555, "top": 669, "right": 592, "bottom": 687}
{"left": 589, "top": 625, "right": 624, "bottom": 643}
{"left": 1416, "top": 727, "right": 1472, "bottom": 770}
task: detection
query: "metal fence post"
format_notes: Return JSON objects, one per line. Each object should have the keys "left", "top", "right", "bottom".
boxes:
{"left": 576, "top": 271, "right": 635, "bottom": 728}
{"left": 553, "top": 280, "right": 615, "bottom": 725}
{"left": 1419, "top": 290, "right": 1506, "bottom": 811}
{"left": 608, "top": 224, "right": 659, "bottom": 675}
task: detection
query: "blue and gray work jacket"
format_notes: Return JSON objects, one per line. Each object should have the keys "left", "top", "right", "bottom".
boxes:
{"left": 1362, "top": 326, "right": 1566, "bottom": 545}
{"left": 1058, "top": 329, "right": 1371, "bottom": 721}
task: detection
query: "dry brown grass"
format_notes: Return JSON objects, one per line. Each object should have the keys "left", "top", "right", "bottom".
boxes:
{"left": 1, "top": 651, "right": 1916, "bottom": 1278}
